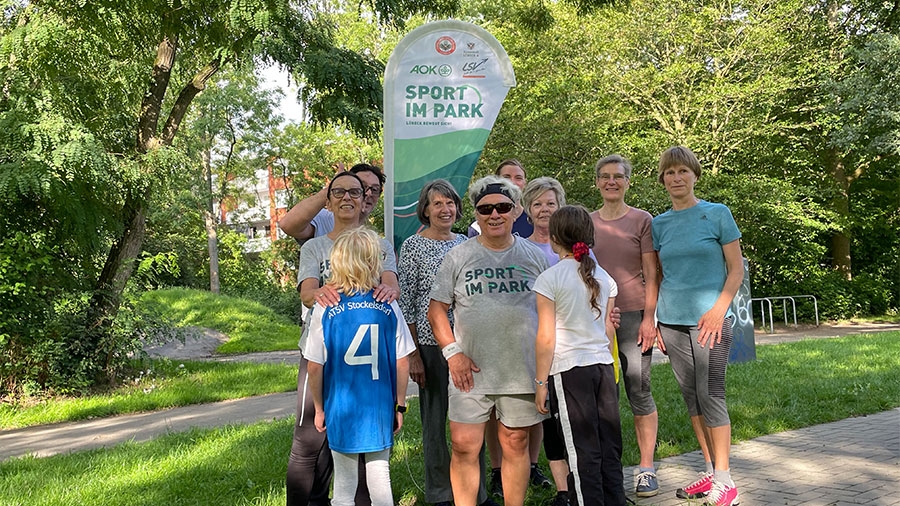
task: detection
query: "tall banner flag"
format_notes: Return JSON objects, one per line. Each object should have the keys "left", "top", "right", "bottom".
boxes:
{"left": 384, "top": 20, "right": 516, "bottom": 252}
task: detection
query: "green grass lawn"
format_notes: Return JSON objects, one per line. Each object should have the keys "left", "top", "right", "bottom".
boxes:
{"left": 138, "top": 287, "right": 300, "bottom": 353}
{"left": 0, "top": 360, "right": 298, "bottom": 429}
{"left": 1, "top": 332, "right": 898, "bottom": 506}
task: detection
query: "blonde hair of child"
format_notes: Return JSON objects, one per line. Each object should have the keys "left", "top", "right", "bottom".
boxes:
{"left": 327, "top": 227, "right": 382, "bottom": 295}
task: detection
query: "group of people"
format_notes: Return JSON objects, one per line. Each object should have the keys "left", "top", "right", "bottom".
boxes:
{"left": 277, "top": 146, "right": 745, "bottom": 506}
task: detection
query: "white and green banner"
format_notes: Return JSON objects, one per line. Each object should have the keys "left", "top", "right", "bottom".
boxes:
{"left": 384, "top": 20, "right": 516, "bottom": 252}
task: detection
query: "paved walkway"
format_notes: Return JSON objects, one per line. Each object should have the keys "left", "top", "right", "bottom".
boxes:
{"left": 2, "top": 322, "right": 899, "bottom": 505}
{"left": 623, "top": 408, "right": 900, "bottom": 505}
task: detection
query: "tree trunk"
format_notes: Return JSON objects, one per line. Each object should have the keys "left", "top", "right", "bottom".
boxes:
{"left": 87, "top": 36, "right": 178, "bottom": 328}
{"left": 202, "top": 147, "right": 220, "bottom": 293}
{"left": 827, "top": 150, "right": 853, "bottom": 280}
{"left": 87, "top": 197, "right": 147, "bottom": 326}
{"left": 204, "top": 209, "right": 220, "bottom": 293}
{"left": 87, "top": 40, "right": 223, "bottom": 330}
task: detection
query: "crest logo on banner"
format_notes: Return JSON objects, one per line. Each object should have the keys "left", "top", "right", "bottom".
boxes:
{"left": 383, "top": 20, "right": 516, "bottom": 252}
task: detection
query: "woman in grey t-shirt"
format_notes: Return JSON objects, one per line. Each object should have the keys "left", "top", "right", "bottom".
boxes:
{"left": 428, "top": 175, "right": 548, "bottom": 506}
{"left": 286, "top": 172, "right": 399, "bottom": 506}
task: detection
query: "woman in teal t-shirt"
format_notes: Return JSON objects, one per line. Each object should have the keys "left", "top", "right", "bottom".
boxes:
{"left": 651, "top": 146, "right": 744, "bottom": 506}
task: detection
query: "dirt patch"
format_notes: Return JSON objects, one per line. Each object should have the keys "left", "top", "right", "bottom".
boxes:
{"left": 142, "top": 327, "right": 229, "bottom": 360}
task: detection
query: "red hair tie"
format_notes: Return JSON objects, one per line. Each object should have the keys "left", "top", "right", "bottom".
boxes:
{"left": 572, "top": 242, "right": 590, "bottom": 261}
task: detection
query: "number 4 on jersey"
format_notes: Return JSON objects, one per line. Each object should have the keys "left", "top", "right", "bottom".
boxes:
{"left": 344, "top": 324, "right": 380, "bottom": 380}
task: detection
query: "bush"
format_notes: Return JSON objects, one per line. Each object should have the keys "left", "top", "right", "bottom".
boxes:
{"left": 769, "top": 269, "right": 898, "bottom": 321}
{"left": 212, "top": 232, "right": 303, "bottom": 324}
{"left": 1, "top": 292, "right": 169, "bottom": 399}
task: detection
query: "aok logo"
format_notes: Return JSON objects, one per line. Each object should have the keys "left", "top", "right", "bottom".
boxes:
{"left": 410, "top": 64, "right": 452, "bottom": 77}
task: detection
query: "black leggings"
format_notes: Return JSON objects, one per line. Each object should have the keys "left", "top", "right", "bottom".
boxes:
{"left": 286, "top": 356, "right": 371, "bottom": 506}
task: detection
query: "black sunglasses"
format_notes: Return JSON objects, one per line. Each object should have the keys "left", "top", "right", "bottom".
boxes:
{"left": 475, "top": 202, "right": 515, "bottom": 215}
{"left": 330, "top": 187, "right": 363, "bottom": 199}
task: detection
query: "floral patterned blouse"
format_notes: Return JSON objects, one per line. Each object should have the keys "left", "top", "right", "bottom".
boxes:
{"left": 398, "top": 233, "right": 467, "bottom": 346}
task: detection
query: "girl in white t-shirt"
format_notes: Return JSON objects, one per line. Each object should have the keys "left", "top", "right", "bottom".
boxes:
{"left": 533, "top": 205, "right": 626, "bottom": 506}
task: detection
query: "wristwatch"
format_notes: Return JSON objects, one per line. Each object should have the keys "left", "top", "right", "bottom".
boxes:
{"left": 396, "top": 404, "right": 407, "bottom": 413}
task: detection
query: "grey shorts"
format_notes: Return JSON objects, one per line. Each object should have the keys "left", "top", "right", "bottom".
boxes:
{"left": 448, "top": 390, "right": 547, "bottom": 428}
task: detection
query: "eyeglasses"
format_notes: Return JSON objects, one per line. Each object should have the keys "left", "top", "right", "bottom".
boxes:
{"left": 475, "top": 202, "right": 515, "bottom": 215}
{"left": 363, "top": 185, "right": 382, "bottom": 195}
{"left": 330, "top": 187, "right": 363, "bottom": 199}
{"left": 598, "top": 174, "right": 627, "bottom": 181}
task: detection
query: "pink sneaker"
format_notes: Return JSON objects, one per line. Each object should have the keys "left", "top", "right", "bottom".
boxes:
{"left": 675, "top": 472, "right": 713, "bottom": 499}
{"left": 705, "top": 480, "right": 740, "bottom": 506}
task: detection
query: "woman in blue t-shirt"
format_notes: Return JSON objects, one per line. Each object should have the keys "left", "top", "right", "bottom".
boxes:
{"left": 651, "top": 146, "right": 744, "bottom": 506}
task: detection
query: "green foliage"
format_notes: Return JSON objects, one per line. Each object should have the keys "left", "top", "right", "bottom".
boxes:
{"left": 477, "top": 0, "right": 899, "bottom": 318}
{"left": 2, "top": 0, "right": 451, "bottom": 397}
{"left": 0, "top": 292, "right": 165, "bottom": 398}
{"left": 133, "top": 252, "right": 182, "bottom": 291}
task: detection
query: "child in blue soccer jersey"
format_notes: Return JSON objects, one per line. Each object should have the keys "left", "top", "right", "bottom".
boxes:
{"left": 304, "top": 227, "right": 416, "bottom": 506}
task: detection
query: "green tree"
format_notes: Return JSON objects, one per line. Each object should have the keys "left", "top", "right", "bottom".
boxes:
{"left": 477, "top": 0, "right": 898, "bottom": 314}
{"left": 0, "top": 0, "right": 455, "bottom": 395}
{"left": 177, "top": 68, "right": 283, "bottom": 294}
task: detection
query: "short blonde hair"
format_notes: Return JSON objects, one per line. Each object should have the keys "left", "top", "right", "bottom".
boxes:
{"left": 328, "top": 227, "right": 382, "bottom": 295}
{"left": 522, "top": 177, "right": 566, "bottom": 219}
{"left": 658, "top": 146, "right": 701, "bottom": 183}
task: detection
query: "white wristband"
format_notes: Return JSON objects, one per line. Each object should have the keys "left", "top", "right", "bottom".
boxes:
{"left": 441, "top": 342, "right": 463, "bottom": 360}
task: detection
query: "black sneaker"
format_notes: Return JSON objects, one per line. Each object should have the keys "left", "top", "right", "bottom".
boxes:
{"left": 549, "top": 493, "right": 570, "bottom": 506}
{"left": 530, "top": 464, "right": 552, "bottom": 488}
{"left": 490, "top": 467, "right": 503, "bottom": 498}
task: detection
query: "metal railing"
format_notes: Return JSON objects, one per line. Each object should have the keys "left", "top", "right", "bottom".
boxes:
{"left": 751, "top": 295, "right": 819, "bottom": 333}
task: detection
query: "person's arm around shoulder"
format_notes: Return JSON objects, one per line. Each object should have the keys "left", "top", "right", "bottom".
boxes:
{"left": 278, "top": 186, "right": 329, "bottom": 240}
{"left": 373, "top": 240, "right": 400, "bottom": 303}
{"left": 374, "top": 271, "right": 400, "bottom": 303}
{"left": 533, "top": 292, "right": 556, "bottom": 415}
{"left": 300, "top": 277, "right": 341, "bottom": 308}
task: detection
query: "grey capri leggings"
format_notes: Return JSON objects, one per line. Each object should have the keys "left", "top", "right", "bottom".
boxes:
{"left": 658, "top": 316, "right": 734, "bottom": 428}
{"left": 615, "top": 310, "right": 657, "bottom": 416}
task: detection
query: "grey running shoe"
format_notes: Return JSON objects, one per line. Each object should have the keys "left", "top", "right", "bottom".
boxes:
{"left": 635, "top": 471, "right": 659, "bottom": 497}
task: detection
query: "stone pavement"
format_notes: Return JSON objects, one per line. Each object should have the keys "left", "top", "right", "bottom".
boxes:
{"left": 2, "top": 322, "right": 899, "bottom": 505}
{"left": 622, "top": 408, "right": 900, "bottom": 506}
